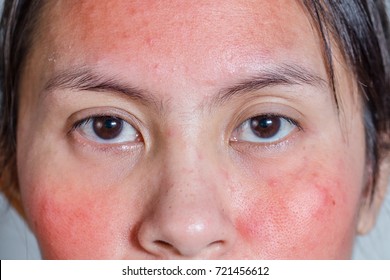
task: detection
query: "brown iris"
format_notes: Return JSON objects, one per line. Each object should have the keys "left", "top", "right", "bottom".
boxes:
{"left": 250, "top": 115, "right": 281, "bottom": 139}
{"left": 92, "top": 116, "right": 123, "bottom": 140}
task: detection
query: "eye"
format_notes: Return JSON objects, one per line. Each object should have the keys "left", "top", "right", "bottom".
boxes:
{"left": 74, "top": 116, "right": 141, "bottom": 144}
{"left": 231, "top": 114, "right": 299, "bottom": 143}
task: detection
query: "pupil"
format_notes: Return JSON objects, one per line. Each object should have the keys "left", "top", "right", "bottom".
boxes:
{"left": 250, "top": 116, "right": 281, "bottom": 138}
{"left": 93, "top": 116, "right": 123, "bottom": 139}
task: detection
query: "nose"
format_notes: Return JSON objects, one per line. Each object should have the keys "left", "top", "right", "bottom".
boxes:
{"left": 137, "top": 155, "right": 236, "bottom": 258}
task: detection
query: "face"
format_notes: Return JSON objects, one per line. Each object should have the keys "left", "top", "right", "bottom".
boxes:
{"left": 17, "top": 0, "right": 368, "bottom": 259}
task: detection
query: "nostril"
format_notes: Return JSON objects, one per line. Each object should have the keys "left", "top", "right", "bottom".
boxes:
{"left": 154, "top": 240, "right": 172, "bottom": 248}
{"left": 207, "top": 240, "right": 226, "bottom": 252}
{"left": 208, "top": 240, "right": 224, "bottom": 247}
{"left": 154, "top": 240, "right": 180, "bottom": 255}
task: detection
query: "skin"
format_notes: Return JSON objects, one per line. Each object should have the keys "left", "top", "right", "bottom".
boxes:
{"left": 16, "top": 0, "right": 368, "bottom": 259}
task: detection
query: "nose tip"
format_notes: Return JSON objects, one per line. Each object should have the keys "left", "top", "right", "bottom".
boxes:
{"left": 136, "top": 139, "right": 236, "bottom": 258}
{"left": 137, "top": 200, "right": 236, "bottom": 258}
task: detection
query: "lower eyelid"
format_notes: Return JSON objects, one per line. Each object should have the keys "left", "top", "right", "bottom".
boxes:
{"left": 69, "top": 126, "right": 144, "bottom": 154}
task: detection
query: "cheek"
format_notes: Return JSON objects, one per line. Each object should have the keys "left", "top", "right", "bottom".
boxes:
{"left": 16, "top": 109, "right": 150, "bottom": 259}
{"left": 21, "top": 177, "right": 137, "bottom": 259}
{"left": 30, "top": 189, "right": 114, "bottom": 259}
{"left": 234, "top": 160, "right": 361, "bottom": 259}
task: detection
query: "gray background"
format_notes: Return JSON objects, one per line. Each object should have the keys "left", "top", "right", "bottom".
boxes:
{"left": 0, "top": 0, "right": 390, "bottom": 259}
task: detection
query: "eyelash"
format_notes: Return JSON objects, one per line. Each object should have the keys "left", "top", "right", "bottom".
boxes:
{"left": 70, "top": 114, "right": 142, "bottom": 146}
{"left": 69, "top": 111, "right": 301, "bottom": 152}
{"left": 230, "top": 113, "right": 302, "bottom": 144}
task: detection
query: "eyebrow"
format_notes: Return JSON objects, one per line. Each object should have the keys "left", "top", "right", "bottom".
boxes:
{"left": 44, "top": 64, "right": 327, "bottom": 111}
{"left": 214, "top": 64, "right": 328, "bottom": 105}
{"left": 44, "top": 67, "right": 160, "bottom": 107}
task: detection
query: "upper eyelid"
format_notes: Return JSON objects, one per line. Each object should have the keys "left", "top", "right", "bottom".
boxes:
{"left": 231, "top": 114, "right": 301, "bottom": 143}
{"left": 72, "top": 115, "right": 138, "bottom": 135}
{"left": 230, "top": 101, "right": 306, "bottom": 134}
{"left": 67, "top": 108, "right": 144, "bottom": 133}
{"left": 74, "top": 115, "right": 123, "bottom": 127}
{"left": 72, "top": 116, "right": 140, "bottom": 144}
{"left": 73, "top": 117, "right": 93, "bottom": 128}
{"left": 241, "top": 114, "right": 302, "bottom": 130}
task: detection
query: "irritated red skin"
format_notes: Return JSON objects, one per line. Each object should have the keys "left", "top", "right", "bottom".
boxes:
{"left": 231, "top": 155, "right": 358, "bottom": 259}
{"left": 17, "top": 0, "right": 367, "bottom": 259}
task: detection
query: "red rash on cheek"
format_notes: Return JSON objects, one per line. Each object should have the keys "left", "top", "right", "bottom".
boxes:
{"left": 29, "top": 186, "right": 131, "bottom": 259}
{"left": 233, "top": 169, "right": 352, "bottom": 258}
{"left": 235, "top": 196, "right": 268, "bottom": 242}
{"left": 34, "top": 192, "right": 101, "bottom": 258}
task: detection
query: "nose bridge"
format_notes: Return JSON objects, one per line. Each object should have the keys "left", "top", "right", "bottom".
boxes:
{"left": 162, "top": 116, "right": 216, "bottom": 184}
{"left": 167, "top": 136, "right": 208, "bottom": 182}
{"left": 161, "top": 125, "right": 223, "bottom": 208}
{"left": 137, "top": 128, "right": 236, "bottom": 258}
{"left": 161, "top": 144, "right": 221, "bottom": 216}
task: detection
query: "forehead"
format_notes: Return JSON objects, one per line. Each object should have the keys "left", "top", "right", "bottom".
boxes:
{"left": 34, "top": 0, "right": 325, "bottom": 90}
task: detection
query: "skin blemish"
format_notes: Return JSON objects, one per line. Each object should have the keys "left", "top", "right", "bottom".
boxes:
{"left": 267, "top": 178, "right": 278, "bottom": 188}
{"left": 234, "top": 197, "right": 268, "bottom": 242}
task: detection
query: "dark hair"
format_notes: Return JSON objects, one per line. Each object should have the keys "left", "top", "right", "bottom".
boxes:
{"left": 0, "top": 0, "right": 44, "bottom": 213}
{"left": 1, "top": 0, "right": 390, "bottom": 212}
{"left": 303, "top": 0, "right": 390, "bottom": 200}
